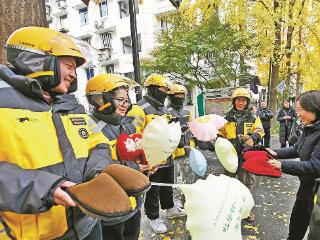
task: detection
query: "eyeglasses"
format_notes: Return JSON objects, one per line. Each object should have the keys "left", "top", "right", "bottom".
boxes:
{"left": 113, "top": 98, "right": 131, "bottom": 106}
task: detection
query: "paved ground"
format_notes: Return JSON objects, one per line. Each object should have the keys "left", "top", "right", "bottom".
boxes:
{"left": 139, "top": 136, "right": 306, "bottom": 240}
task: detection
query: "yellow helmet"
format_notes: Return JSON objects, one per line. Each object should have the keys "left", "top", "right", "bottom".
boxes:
{"left": 86, "top": 74, "right": 130, "bottom": 113}
{"left": 5, "top": 27, "right": 85, "bottom": 93}
{"left": 144, "top": 74, "right": 173, "bottom": 89}
{"left": 231, "top": 88, "right": 251, "bottom": 100}
{"left": 6, "top": 27, "right": 85, "bottom": 66}
{"left": 86, "top": 74, "right": 129, "bottom": 95}
{"left": 169, "top": 84, "right": 187, "bottom": 95}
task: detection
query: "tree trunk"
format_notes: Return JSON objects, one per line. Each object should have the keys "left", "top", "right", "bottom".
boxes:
{"left": 296, "top": 26, "right": 302, "bottom": 98}
{"left": 269, "top": 0, "right": 282, "bottom": 127}
{"left": 0, "top": 0, "right": 47, "bottom": 64}
{"left": 284, "top": 0, "right": 295, "bottom": 98}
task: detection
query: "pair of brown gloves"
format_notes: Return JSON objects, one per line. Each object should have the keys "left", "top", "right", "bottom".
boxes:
{"left": 65, "top": 164, "right": 150, "bottom": 224}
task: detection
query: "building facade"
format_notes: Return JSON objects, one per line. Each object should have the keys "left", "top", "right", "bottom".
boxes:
{"left": 45, "top": 0, "right": 175, "bottom": 107}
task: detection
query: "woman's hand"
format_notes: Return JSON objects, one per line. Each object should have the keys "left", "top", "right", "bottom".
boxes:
{"left": 139, "top": 164, "right": 149, "bottom": 173}
{"left": 149, "top": 165, "right": 159, "bottom": 175}
{"left": 268, "top": 159, "right": 282, "bottom": 170}
{"left": 266, "top": 148, "right": 278, "bottom": 157}
{"left": 53, "top": 181, "right": 76, "bottom": 207}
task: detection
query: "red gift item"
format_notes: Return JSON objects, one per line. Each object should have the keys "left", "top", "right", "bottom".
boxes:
{"left": 242, "top": 151, "right": 282, "bottom": 177}
{"left": 117, "top": 133, "right": 147, "bottom": 165}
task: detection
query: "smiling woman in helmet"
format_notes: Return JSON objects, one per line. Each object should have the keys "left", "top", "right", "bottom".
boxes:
{"left": 0, "top": 27, "right": 112, "bottom": 240}
{"left": 86, "top": 73, "right": 149, "bottom": 240}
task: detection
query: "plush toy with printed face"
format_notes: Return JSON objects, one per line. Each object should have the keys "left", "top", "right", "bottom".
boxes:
{"left": 117, "top": 133, "right": 146, "bottom": 164}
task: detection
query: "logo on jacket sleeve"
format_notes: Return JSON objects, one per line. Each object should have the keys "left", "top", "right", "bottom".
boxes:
{"left": 70, "top": 117, "right": 87, "bottom": 125}
{"left": 78, "top": 128, "right": 89, "bottom": 139}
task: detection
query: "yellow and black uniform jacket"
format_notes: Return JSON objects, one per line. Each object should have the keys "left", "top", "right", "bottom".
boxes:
{"left": 89, "top": 112, "right": 140, "bottom": 170}
{"left": 128, "top": 95, "right": 173, "bottom": 168}
{"left": 0, "top": 65, "right": 111, "bottom": 240}
{"left": 167, "top": 105, "right": 195, "bottom": 158}
{"left": 220, "top": 108, "right": 264, "bottom": 164}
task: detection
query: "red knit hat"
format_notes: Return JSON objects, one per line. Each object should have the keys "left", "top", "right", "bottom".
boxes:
{"left": 117, "top": 133, "right": 146, "bottom": 164}
{"left": 242, "top": 151, "right": 282, "bottom": 177}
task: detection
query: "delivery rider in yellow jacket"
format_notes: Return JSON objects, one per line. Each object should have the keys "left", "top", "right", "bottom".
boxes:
{"left": 128, "top": 74, "right": 186, "bottom": 234}
{"left": 167, "top": 84, "right": 195, "bottom": 184}
{"left": 0, "top": 27, "right": 112, "bottom": 240}
{"left": 219, "top": 87, "right": 264, "bottom": 222}
{"left": 86, "top": 73, "right": 148, "bottom": 240}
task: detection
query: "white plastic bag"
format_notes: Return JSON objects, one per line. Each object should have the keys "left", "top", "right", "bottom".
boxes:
{"left": 215, "top": 137, "right": 238, "bottom": 173}
{"left": 180, "top": 174, "right": 254, "bottom": 240}
{"left": 189, "top": 148, "right": 207, "bottom": 177}
{"left": 142, "top": 116, "right": 181, "bottom": 168}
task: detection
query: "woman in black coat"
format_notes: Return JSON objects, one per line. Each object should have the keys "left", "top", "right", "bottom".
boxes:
{"left": 268, "top": 90, "right": 320, "bottom": 240}
{"left": 277, "top": 100, "right": 297, "bottom": 147}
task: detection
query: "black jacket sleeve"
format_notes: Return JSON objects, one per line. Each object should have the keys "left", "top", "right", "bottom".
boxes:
{"left": 281, "top": 141, "right": 320, "bottom": 176}
{"left": 275, "top": 145, "right": 298, "bottom": 159}
{"left": 277, "top": 110, "right": 286, "bottom": 122}
{"left": 0, "top": 162, "right": 63, "bottom": 214}
{"left": 267, "top": 109, "right": 274, "bottom": 119}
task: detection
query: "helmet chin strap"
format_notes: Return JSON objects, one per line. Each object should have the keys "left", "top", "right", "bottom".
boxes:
{"left": 98, "top": 102, "right": 112, "bottom": 111}
{"left": 26, "top": 71, "right": 54, "bottom": 79}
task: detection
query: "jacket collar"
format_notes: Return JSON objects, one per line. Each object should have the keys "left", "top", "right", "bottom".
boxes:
{"left": 144, "top": 94, "right": 164, "bottom": 108}
{"left": 227, "top": 108, "right": 252, "bottom": 119}
{"left": 0, "top": 65, "right": 78, "bottom": 111}
{"left": 302, "top": 120, "right": 320, "bottom": 131}
{"left": 168, "top": 102, "right": 183, "bottom": 110}
{"left": 93, "top": 111, "right": 133, "bottom": 126}
{"left": 0, "top": 65, "right": 45, "bottom": 101}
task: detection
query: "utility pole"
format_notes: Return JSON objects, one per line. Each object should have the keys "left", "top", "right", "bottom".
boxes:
{"left": 128, "top": 0, "right": 142, "bottom": 101}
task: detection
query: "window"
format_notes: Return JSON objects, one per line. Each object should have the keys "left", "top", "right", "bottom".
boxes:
{"left": 79, "top": 7, "right": 89, "bottom": 25}
{"left": 99, "top": 0, "right": 108, "bottom": 17}
{"left": 118, "top": 0, "right": 139, "bottom": 19}
{"left": 100, "top": 32, "right": 112, "bottom": 49}
{"left": 121, "top": 34, "right": 141, "bottom": 54}
{"left": 59, "top": 15, "right": 68, "bottom": 30}
{"left": 86, "top": 68, "right": 94, "bottom": 80}
{"left": 160, "top": 19, "right": 168, "bottom": 31}
{"left": 106, "top": 64, "right": 114, "bottom": 73}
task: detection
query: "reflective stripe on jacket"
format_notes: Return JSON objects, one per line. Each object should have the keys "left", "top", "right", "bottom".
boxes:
{"left": 0, "top": 65, "right": 111, "bottom": 240}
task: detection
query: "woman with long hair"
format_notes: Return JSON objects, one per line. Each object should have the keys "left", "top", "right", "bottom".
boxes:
{"left": 269, "top": 90, "right": 320, "bottom": 240}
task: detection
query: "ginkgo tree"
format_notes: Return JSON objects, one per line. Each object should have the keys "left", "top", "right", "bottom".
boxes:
{"left": 175, "top": 0, "right": 320, "bottom": 117}
{"left": 141, "top": 11, "right": 252, "bottom": 90}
